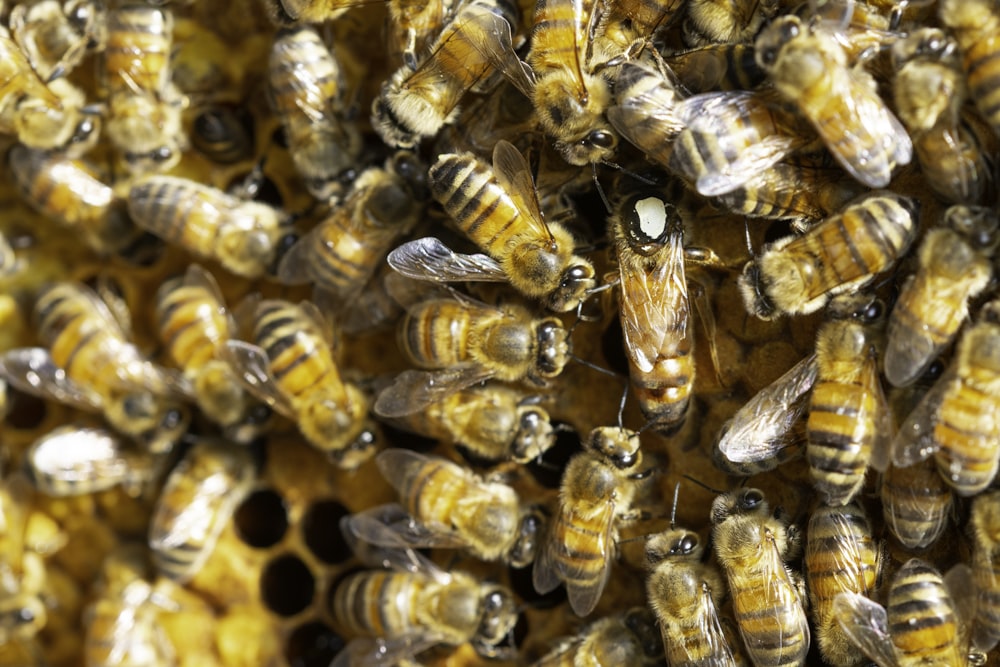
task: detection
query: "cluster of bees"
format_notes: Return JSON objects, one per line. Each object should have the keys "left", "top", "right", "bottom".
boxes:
{"left": 0, "top": 0, "right": 998, "bottom": 665}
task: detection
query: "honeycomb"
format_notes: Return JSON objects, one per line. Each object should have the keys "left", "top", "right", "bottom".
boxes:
{"left": 0, "top": 0, "right": 997, "bottom": 666}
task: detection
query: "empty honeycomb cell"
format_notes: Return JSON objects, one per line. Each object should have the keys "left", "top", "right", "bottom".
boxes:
{"left": 261, "top": 553, "right": 315, "bottom": 617}
{"left": 285, "top": 621, "right": 346, "bottom": 667}
{"left": 5, "top": 388, "right": 46, "bottom": 430}
{"left": 234, "top": 488, "right": 289, "bottom": 548}
{"left": 301, "top": 499, "right": 352, "bottom": 565}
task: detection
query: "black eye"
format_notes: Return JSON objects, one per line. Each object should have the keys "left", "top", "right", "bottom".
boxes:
{"left": 863, "top": 301, "right": 883, "bottom": 321}
{"left": 680, "top": 534, "right": 698, "bottom": 553}
{"left": 484, "top": 592, "right": 503, "bottom": 612}
{"left": 162, "top": 408, "right": 183, "bottom": 430}
{"left": 781, "top": 20, "right": 800, "bottom": 42}
{"left": 153, "top": 147, "right": 173, "bottom": 162}
{"left": 743, "top": 489, "right": 763, "bottom": 509}
{"left": 588, "top": 130, "right": 615, "bottom": 148}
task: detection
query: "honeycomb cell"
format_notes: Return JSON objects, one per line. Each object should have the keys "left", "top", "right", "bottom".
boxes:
{"left": 234, "top": 488, "right": 288, "bottom": 548}
{"left": 261, "top": 553, "right": 314, "bottom": 617}
{"left": 301, "top": 499, "right": 351, "bottom": 565}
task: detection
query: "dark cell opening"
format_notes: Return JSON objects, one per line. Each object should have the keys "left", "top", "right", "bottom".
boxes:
{"left": 379, "top": 422, "right": 438, "bottom": 453}
{"left": 285, "top": 621, "right": 346, "bottom": 667}
{"left": 261, "top": 554, "right": 315, "bottom": 617}
{"left": 526, "top": 422, "right": 577, "bottom": 489}
{"left": 301, "top": 500, "right": 351, "bottom": 565}
{"left": 763, "top": 219, "right": 794, "bottom": 245}
{"left": 4, "top": 388, "right": 46, "bottom": 430}
{"left": 234, "top": 488, "right": 288, "bottom": 548}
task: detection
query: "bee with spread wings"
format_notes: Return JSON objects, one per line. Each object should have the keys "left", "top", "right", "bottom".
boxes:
{"left": 389, "top": 140, "right": 595, "bottom": 313}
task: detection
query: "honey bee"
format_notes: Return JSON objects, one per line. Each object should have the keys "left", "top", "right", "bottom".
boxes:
{"left": 0, "top": 283, "right": 190, "bottom": 452}
{"left": 0, "top": 233, "right": 16, "bottom": 278}
{"left": 711, "top": 488, "right": 810, "bottom": 667}
{"left": 607, "top": 59, "right": 684, "bottom": 169}
{"left": 10, "top": 0, "right": 107, "bottom": 83}
{"left": 277, "top": 152, "right": 426, "bottom": 302}
{"left": 389, "top": 0, "right": 456, "bottom": 70}
{"left": 590, "top": 0, "right": 683, "bottom": 64}
{"left": 330, "top": 544, "right": 518, "bottom": 665}
{"left": 533, "top": 426, "right": 650, "bottom": 616}
{"left": 804, "top": 501, "right": 883, "bottom": 667}
{"left": 224, "top": 299, "right": 378, "bottom": 469}
{"left": 24, "top": 425, "right": 154, "bottom": 498}
{"left": 645, "top": 488, "right": 745, "bottom": 667}
{"left": 807, "top": 294, "right": 892, "bottom": 506}
{"left": 834, "top": 558, "right": 977, "bottom": 667}
{"left": 375, "top": 293, "right": 570, "bottom": 418}
{"left": 754, "top": 14, "right": 912, "bottom": 188}
{"left": 938, "top": 0, "right": 1000, "bottom": 138}
{"left": 664, "top": 43, "right": 766, "bottom": 92}
{"left": 346, "top": 448, "right": 544, "bottom": 567}
{"left": 269, "top": 26, "right": 362, "bottom": 201}
{"left": 533, "top": 607, "right": 664, "bottom": 666}
{"left": 190, "top": 105, "right": 255, "bottom": 165}
{"left": 881, "top": 457, "right": 953, "bottom": 551}
{"left": 126, "top": 175, "right": 295, "bottom": 279}
{"left": 8, "top": 144, "right": 140, "bottom": 258}
{"left": 0, "top": 26, "right": 97, "bottom": 152}
{"left": 969, "top": 490, "right": 1000, "bottom": 652}
{"left": 84, "top": 576, "right": 178, "bottom": 667}
{"left": 372, "top": 0, "right": 520, "bottom": 149}
{"left": 389, "top": 140, "right": 595, "bottom": 312}
{"left": 892, "top": 28, "right": 996, "bottom": 205}
{"left": 716, "top": 353, "right": 817, "bottom": 473}
{"left": 683, "top": 0, "right": 778, "bottom": 47}
{"left": 148, "top": 438, "right": 256, "bottom": 584}
{"left": 611, "top": 190, "right": 695, "bottom": 432}
{"left": 892, "top": 298, "right": 1000, "bottom": 496}
{"left": 155, "top": 264, "right": 269, "bottom": 441}
{"left": 103, "top": 5, "right": 186, "bottom": 174}
{"left": 379, "top": 382, "right": 556, "bottom": 463}
{"left": 738, "top": 191, "right": 919, "bottom": 320}
{"left": 884, "top": 205, "right": 998, "bottom": 388}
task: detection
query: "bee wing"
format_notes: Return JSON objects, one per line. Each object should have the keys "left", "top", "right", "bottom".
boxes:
{"left": 221, "top": 341, "right": 295, "bottom": 419}
{"left": 346, "top": 503, "right": 468, "bottom": 551}
{"left": 461, "top": 7, "right": 536, "bottom": 98}
{"left": 297, "top": 299, "right": 339, "bottom": 349}
{"left": 619, "top": 222, "right": 687, "bottom": 373}
{"left": 331, "top": 636, "right": 443, "bottom": 667}
{"left": 492, "top": 140, "right": 553, "bottom": 243}
{"left": 387, "top": 237, "right": 509, "bottom": 283}
{"left": 695, "top": 585, "right": 742, "bottom": 667}
{"left": 567, "top": 500, "right": 617, "bottom": 616}
{"left": 832, "top": 592, "right": 897, "bottom": 667}
{"left": 891, "top": 369, "right": 953, "bottom": 467}
{"left": 866, "top": 353, "right": 895, "bottom": 473}
{"left": 944, "top": 562, "right": 979, "bottom": 632}
{"left": 0, "top": 348, "right": 103, "bottom": 411}
{"left": 373, "top": 365, "right": 497, "bottom": 417}
{"left": 674, "top": 92, "right": 804, "bottom": 196}
{"left": 181, "top": 264, "right": 227, "bottom": 309}
{"left": 808, "top": 506, "right": 878, "bottom": 598}
{"left": 273, "top": 231, "right": 316, "bottom": 286}
{"left": 815, "top": 72, "right": 912, "bottom": 189}
{"left": 607, "top": 62, "right": 684, "bottom": 144}
{"left": 718, "top": 354, "right": 819, "bottom": 463}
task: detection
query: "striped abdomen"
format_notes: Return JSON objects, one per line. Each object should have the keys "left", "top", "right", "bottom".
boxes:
{"left": 962, "top": 33, "right": 1000, "bottom": 136}
{"left": 156, "top": 279, "right": 230, "bottom": 371}
{"left": 933, "top": 377, "right": 1000, "bottom": 496}
{"left": 881, "top": 458, "right": 952, "bottom": 550}
{"left": 104, "top": 6, "right": 172, "bottom": 95}
{"left": 331, "top": 571, "right": 425, "bottom": 639}
{"left": 807, "top": 379, "right": 875, "bottom": 506}
{"left": 915, "top": 118, "right": 995, "bottom": 205}
{"left": 887, "top": 559, "right": 963, "bottom": 665}
{"left": 729, "top": 558, "right": 809, "bottom": 667}
{"left": 631, "top": 349, "right": 693, "bottom": 432}
{"left": 971, "top": 490, "right": 1000, "bottom": 651}
{"left": 399, "top": 299, "right": 477, "bottom": 369}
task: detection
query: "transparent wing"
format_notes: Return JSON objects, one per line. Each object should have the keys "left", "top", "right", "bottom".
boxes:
{"left": 809, "top": 506, "right": 877, "bottom": 599}
{"left": 346, "top": 503, "right": 467, "bottom": 551}
{"left": 274, "top": 231, "right": 317, "bottom": 285}
{"left": 867, "top": 353, "right": 895, "bottom": 473}
{"left": 182, "top": 264, "right": 227, "bottom": 310}
{"left": 618, "top": 220, "right": 687, "bottom": 373}
{"left": 674, "top": 91, "right": 803, "bottom": 196}
{"left": 373, "top": 365, "right": 497, "bottom": 417}
{"left": 688, "top": 585, "right": 739, "bottom": 667}
{"left": 607, "top": 61, "right": 684, "bottom": 147}
{"left": 339, "top": 514, "right": 450, "bottom": 583}
{"left": 491, "top": 140, "right": 553, "bottom": 243}
{"left": 891, "top": 370, "right": 952, "bottom": 467}
{"left": 387, "top": 237, "right": 509, "bottom": 283}
{"left": 0, "top": 348, "right": 103, "bottom": 411}
{"left": 462, "top": 7, "right": 536, "bottom": 98}
{"left": 330, "top": 636, "right": 442, "bottom": 667}
{"left": 832, "top": 592, "right": 896, "bottom": 667}
{"left": 221, "top": 341, "right": 295, "bottom": 418}
{"left": 718, "top": 354, "right": 819, "bottom": 463}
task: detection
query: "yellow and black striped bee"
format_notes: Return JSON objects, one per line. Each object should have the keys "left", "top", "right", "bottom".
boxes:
{"left": 939, "top": 0, "right": 1000, "bottom": 138}
{"left": 754, "top": 14, "right": 912, "bottom": 188}
{"left": 155, "top": 264, "right": 269, "bottom": 441}
{"left": 390, "top": 140, "right": 595, "bottom": 313}
{"left": 375, "top": 292, "right": 570, "bottom": 418}
{"left": 330, "top": 543, "right": 518, "bottom": 666}
{"left": 682, "top": 0, "right": 778, "bottom": 47}
{"left": 10, "top": 0, "right": 106, "bottom": 83}
{"left": 893, "top": 298, "right": 1000, "bottom": 496}
{"left": 102, "top": 5, "right": 186, "bottom": 173}
{"left": 225, "top": 299, "right": 378, "bottom": 469}
{"left": 532, "top": 607, "right": 664, "bottom": 666}
{"left": 127, "top": 175, "right": 295, "bottom": 280}
{"left": 148, "top": 438, "right": 256, "bottom": 584}
{"left": 268, "top": 25, "right": 362, "bottom": 201}
{"left": 663, "top": 43, "right": 766, "bottom": 93}
{"left": 834, "top": 558, "right": 979, "bottom": 666}
{"left": 711, "top": 488, "right": 810, "bottom": 667}
{"left": 346, "top": 448, "right": 543, "bottom": 567}
{"left": 970, "top": 489, "right": 1000, "bottom": 652}
{"left": 738, "top": 191, "right": 919, "bottom": 320}
{"left": 881, "top": 456, "right": 954, "bottom": 551}
{"left": 805, "top": 501, "right": 884, "bottom": 667}
{"left": 884, "top": 205, "right": 998, "bottom": 388}
{"left": 534, "top": 425, "right": 650, "bottom": 616}
{"left": 24, "top": 426, "right": 153, "bottom": 498}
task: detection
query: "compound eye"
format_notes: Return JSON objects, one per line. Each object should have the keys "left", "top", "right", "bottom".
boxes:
{"left": 743, "top": 489, "right": 764, "bottom": 509}
{"left": 863, "top": 300, "right": 884, "bottom": 322}
{"left": 588, "top": 130, "right": 615, "bottom": 148}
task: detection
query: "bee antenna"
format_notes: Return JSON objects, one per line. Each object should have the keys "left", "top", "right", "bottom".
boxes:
{"left": 744, "top": 219, "right": 755, "bottom": 259}
{"left": 670, "top": 482, "right": 681, "bottom": 529}
{"left": 600, "top": 159, "right": 659, "bottom": 187}
{"left": 568, "top": 354, "right": 619, "bottom": 378}
{"left": 616, "top": 382, "right": 629, "bottom": 428}
{"left": 681, "top": 473, "right": 724, "bottom": 495}
{"left": 592, "top": 163, "right": 613, "bottom": 214}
